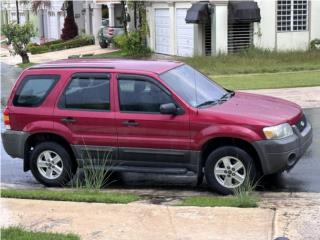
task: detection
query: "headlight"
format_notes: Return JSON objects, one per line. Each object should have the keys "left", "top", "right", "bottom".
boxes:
{"left": 263, "top": 123, "right": 293, "bottom": 140}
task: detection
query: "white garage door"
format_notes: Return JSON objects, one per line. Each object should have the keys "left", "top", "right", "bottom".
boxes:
{"left": 155, "top": 9, "right": 170, "bottom": 54}
{"left": 176, "top": 8, "right": 194, "bottom": 57}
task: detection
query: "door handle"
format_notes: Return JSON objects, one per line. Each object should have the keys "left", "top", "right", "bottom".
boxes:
{"left": 122, "top": 120, "right": 139, "bottom": 126}
{"left": 61, "top": 117, "right": 76, "bottom": 123}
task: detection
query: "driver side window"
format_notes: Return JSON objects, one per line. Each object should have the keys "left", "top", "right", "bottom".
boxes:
{"left": 118, "top": 76, "right": 173, "bottom": 113}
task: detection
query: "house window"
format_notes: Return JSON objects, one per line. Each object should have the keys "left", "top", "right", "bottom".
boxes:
{"left": 277, "top": 0, "right": 308, "bottom": 32}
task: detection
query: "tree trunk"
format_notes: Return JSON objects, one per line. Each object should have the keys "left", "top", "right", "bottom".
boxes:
{"left": 21, "top": 52, "right": 30, "bottom": 64}
{"left": 133, "top": 2, "right": 137, "bottom": 29}
{"left": 121, "top": 1, "right": 128, "bottom": 35}
{"left": 16, "top": 0, "right": 20, "bottom": 24}
{"left": 66, "top": 1, "right": 74, "bottom": 18}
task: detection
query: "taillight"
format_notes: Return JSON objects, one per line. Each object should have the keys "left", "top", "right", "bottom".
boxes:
{"left": 108, "top": 28, "right": 114, "bottom": 36}
{"left": 3, "top": 108, "right": 11, "bottom": 130}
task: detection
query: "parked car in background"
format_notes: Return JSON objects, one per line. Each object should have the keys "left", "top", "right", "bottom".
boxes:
{"left": 98, "top": 19, "right": 124, "bottom": 48}
{"left": 1, "top": 59, "right": 313, "bottom": 194}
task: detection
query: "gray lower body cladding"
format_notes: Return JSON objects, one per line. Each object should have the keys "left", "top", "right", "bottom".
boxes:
{"left": 71, "top": 145, "right": 200, "bottom": 175}
{"left": 253, "top": 122, "right": 312, "bottom": 175}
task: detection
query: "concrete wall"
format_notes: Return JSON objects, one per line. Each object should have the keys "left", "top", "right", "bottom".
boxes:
{"left": 255, "top": 0, "right": 317, "bottom": 51}
{"left": 254, "top": 0, "right": 276, "bottom": 50}
{"left": 146, "top": 0, "right": 319, "bottom": 55}
{"left": 73, "top": 0, "right": 86, "bottom": 35}
{"left": 211, "top": 2, "right": 228, "bottom": 54}
{"left": 310, "top": 0, "right": 320, "bottom": 40}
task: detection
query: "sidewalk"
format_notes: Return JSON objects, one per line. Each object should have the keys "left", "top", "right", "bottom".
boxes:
{"left": 1, "top": 198, "right": 274, "bottom": 240}
{"left": 2, "top": 192, "right": 320, "bottom": 240}
{"left": 244, "top": 86, "right": 320, "bottom": 109}
{"left": 0, "top": 45, "right": 117, "bottom": 65}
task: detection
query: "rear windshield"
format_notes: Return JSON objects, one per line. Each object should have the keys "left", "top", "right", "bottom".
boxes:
{"left": 13, "top": 75, "right": 59, "bottom": 107}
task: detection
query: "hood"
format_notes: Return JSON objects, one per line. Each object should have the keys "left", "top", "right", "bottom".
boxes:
{"left": 200, "top": 92, "right": 302, "bottom": 126}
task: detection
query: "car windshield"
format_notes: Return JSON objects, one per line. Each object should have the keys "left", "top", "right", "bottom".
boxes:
{"left": 160, "top": 64, "right": 228, "bottom": 108}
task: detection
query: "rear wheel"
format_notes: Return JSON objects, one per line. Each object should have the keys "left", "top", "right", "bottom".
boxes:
{"left": 30, "top": 141, "right": 76, "bottom": 187}
{"left": 99, "top": 41, "right": 109, "bottom": 48}
{"left": 204, "top": 146, "right": 257, "bottom": 195}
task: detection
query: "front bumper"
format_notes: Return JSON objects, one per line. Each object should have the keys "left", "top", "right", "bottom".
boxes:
{"left": 1, "top": 130, "right": 30, "bottom": 159}
{"left": 253, "top": 120, "right": 313, "bottom": 175}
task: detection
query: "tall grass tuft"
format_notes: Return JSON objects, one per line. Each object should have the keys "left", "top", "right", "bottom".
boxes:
{"left": 232, "top": 165, "right": 260, "bottom": 208}
{"left": 71, "top": 145, "right": 116, "bottom": 191}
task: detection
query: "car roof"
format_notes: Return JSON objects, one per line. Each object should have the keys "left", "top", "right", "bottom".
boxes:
{"left": 30, "top": 59, "right": 184, "bottom": 74}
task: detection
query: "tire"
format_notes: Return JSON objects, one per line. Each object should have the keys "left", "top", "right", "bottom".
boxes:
{"left": 204, "top": 146, "right": 257, "bottom": 195}
{"left": 30, "top": 141, "right": 76, "bottom": 187}
{"left": 99, "top": 41, "right": 109, "bottom": 49}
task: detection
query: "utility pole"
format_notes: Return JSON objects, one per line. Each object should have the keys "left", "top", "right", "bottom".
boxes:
{"left": 15, "top": 0, "right": 20, "bottom": 24}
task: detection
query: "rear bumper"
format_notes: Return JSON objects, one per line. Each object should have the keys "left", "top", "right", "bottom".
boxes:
{"left": 253, "top": 121, "right": 313, "bottom": 175}
{"left": 1, "top": 130, "right": 30, "bottom": 159}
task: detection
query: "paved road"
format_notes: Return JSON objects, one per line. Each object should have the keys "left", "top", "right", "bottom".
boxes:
{"left": 1, "top": 108, "right": 319, "bottom": 192}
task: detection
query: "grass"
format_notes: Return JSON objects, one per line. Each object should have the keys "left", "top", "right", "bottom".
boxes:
{"left": 180, "top": 194, "right": 258, "bottom": 208}
{"left": 183, "top": 49, "right": 320, "bottom": 75}
{"left": 213, "top": 70, "right": 320, "bottom": 90}
{"left": 88, "top": 50, "right": 124, "bottom": 59}
{"left": 1, "top": 227, "right": 79, "bottom": 240}
{"left": 1, "top": 188, "right": 139, "bottom": 204}
{"left": 17, "top": 62, "right": 36, "bottom": 69}
{"left": 89, "top": 48, "right": 320, "bottom": 89}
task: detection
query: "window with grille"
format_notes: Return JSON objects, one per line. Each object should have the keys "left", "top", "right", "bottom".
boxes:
{"left": 277, "top": 0, "right": 308, "bottom": 32}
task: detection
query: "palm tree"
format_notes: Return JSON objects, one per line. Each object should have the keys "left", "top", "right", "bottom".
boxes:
{"left": 30, "top": 0, "right": 51, "bottom": 13}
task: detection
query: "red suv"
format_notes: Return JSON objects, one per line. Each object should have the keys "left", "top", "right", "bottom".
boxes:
{"left": 2, "top": 59, "right": 312, "bottom": 194}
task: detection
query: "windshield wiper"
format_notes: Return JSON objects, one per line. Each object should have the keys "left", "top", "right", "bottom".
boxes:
{"left": 196, "top": 100, "right": 218, "bottom": 108}
{"left": 219, "top": 91, "right": 235, "bottom": 102}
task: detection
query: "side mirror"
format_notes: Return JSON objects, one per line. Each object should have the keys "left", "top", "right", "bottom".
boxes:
{"left": 160, "top": 103, "right": 177, "bottom": 115}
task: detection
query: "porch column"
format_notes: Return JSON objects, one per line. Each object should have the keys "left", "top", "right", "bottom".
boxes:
{"left": 92, "top": 3, "right": 102, "bottom": 43}
{"left": 211, "top": 1, "right": 228, "bottom": 55}
{"left": 107, "top": 3, "right": 115, "bottom": 26}
{"left": 84, "top": 1, "right": 91, "bottom": 35}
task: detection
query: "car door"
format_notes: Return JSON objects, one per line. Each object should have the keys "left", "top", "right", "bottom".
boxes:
{"left": 53, "top": 72, "right": 117, "bottom": 164}
{"left": 114, "top": 73, "right": 194, "bottom": 173}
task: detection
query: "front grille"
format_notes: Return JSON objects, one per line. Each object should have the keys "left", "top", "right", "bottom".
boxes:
{"left": 295, "top": 115, "right": 307, "bottom": 132}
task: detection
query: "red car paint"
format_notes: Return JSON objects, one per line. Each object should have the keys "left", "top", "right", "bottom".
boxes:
{"left": 6, "top": 59, "right": 302, "bottom": 151}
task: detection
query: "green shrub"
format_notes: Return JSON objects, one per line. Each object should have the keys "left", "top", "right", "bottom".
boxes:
{"left": 114, "top": 31, "right": 151, "bottom": 57}
{"left": 42, "top": 39, "right": 64, "bottom": 46}
{"left": 68, "top": 55, "right": 80, "bottom": 59}
{"left": 29, "top": 35, "right": 95, "bottom": 54}
{"left": 310, "top": 39, "right": 320, "bottom": 50}
{"left": 29, "top": 45, "right": 50, "bottom": 54}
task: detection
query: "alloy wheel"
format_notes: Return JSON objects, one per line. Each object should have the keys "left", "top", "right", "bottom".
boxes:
{"left": 214, "top": 156, "right": 246, "bottom": 188}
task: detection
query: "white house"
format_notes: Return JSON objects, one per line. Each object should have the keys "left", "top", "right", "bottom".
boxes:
{"left": 145, "top": 0, "right": 320, "bottom": 56}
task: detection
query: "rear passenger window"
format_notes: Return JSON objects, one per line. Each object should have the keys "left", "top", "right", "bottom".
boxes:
{"left": 13, "top": 75, "right": 59, "bottom": 107}
{"left": 59, "top": 73, "right": 110, "bottom": 111}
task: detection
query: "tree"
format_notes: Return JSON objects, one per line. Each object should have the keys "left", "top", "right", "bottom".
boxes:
{"left": 16, "top": 0, "right": 20, "bottom": 23}
{"left": 30, "top": 0, "right": 51, "bottom": 13}
{"left": 2, "top": 22, "right": 36, "bottom": 63}
{"left": 61, "top": 1, "right": 78, "bottom": 40}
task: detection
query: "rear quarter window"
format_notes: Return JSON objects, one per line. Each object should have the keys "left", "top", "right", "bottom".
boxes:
{"left": 13, "top": 75, "right": 59, "bottom": 107}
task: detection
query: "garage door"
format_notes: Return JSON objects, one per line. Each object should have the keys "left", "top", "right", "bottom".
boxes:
{"left": 176, "top": 8, "right": 194, "bottom": 57}
{"left": 155, "top": 9, "right": 170, "bottom": 54}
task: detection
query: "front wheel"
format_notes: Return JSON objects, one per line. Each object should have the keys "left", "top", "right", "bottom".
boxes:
{"left": 204, "top": 146, "right": 257, "bottom": 195}
{"left": 30, "top": 142, "right": 76, "bottom": 187}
